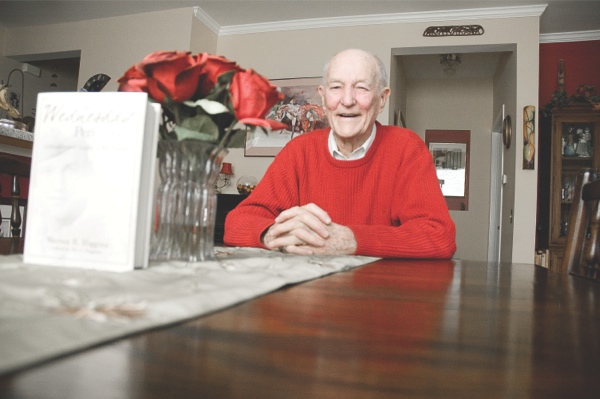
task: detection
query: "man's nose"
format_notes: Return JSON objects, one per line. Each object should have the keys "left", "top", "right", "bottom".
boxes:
{"left": 340, "top": 87, "right": 355, "bottom": 106}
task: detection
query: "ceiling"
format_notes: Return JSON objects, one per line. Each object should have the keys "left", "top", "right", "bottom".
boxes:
{"left": 2, "top": 1, "right": 597, "bottom": 82}
{"left": 0, "top": 0, "right": 599, "bottom": 35}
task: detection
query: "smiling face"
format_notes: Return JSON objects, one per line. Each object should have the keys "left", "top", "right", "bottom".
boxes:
{"left": 318, "top": 49, "right": 390, "bottom": 151}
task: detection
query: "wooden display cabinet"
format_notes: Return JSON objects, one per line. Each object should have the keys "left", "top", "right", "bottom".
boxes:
{"left": 548, "top": 103, "right": 600, "bottom": 270}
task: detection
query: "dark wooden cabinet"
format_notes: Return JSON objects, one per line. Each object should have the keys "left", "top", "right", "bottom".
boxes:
{"left": 214, "top": 194, "right": 246, "bottom": 244}
{"left": 548, "top": 104, "right": 600, "bottom": 270}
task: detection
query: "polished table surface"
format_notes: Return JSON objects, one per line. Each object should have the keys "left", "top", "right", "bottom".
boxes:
{"left": 0, "top": 258, "right": 599, "bottom": 398}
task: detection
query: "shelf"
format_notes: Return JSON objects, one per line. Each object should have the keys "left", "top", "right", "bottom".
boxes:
{"left": 548, "top": 103, "right": 600, "bottom": 266}
{"left": 562, "top": 156, "right": 593, "bottom": 163}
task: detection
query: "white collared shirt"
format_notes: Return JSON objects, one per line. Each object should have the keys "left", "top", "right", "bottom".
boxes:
{"left": 328, "top": 125, "right": 377, "bottom": 160}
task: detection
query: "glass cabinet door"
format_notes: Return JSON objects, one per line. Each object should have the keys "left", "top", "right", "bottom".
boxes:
{"left": 560, "top": 121, "right": 594, "bottom": 159}
{"left": 547, "top": 104, "right": 600, "bottom": 270}
{"left": 551, "top": 117, "right": 598, "bottom": 246}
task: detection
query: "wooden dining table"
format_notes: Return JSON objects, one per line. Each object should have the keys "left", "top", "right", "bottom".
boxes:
{"left": 0, "top": 258, "right": 598, "bottom": 398}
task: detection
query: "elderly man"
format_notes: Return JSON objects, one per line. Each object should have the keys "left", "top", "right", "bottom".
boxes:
{"left": 224, "top": 48, "right": 456, "bottom": 259}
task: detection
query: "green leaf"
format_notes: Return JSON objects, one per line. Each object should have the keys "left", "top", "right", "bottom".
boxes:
{"left": 174, "top": 125, "right": 218, "bottom": 142}
{"left": 175, "top": 114, "right": 220, "bottom": 142}
{"left": 217, "top": 70, "right": 236, "bottom": 86}
{"left": 204, "top": 85, "right": 234, "bottom": 112}
{"left": 226, "top": 129, "right": 246, "bottom": 148}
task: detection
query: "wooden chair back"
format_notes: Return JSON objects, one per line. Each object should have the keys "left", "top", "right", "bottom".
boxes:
{"left": 0, "top": 156, "right": 30, "bottom": 254}
{"left": 562, "top": 168, "right": 600, "bottom": 282}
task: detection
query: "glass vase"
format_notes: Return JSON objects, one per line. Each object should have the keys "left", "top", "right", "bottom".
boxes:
{"left": 151, "top": 139, "right": 227, "bottom": 262}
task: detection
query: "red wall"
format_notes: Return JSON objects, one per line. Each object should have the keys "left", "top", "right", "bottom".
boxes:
{"left": 0, "top": 154, "right": 30, "bottom": 200}
{"left": 539, "top": 40, "right": 600, "bottom": 107}
{"left": 536, "top": 40, "right": 600, "bottom": 250}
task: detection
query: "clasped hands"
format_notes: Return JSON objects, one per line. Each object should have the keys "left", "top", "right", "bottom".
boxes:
{"left": 261, "top": 203, "right": 357, "bottom": 256}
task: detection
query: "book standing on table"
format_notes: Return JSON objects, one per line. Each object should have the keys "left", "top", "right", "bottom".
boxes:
{"left": 24, "top": 92, "right": 160, "bottom": 272}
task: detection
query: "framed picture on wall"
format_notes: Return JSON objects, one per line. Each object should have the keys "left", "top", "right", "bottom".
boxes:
{"left": 425, "top": 129, "right": 471, "bottom": 211}
{"left": 245, "top": 77, "right": 329, "bottom": 157}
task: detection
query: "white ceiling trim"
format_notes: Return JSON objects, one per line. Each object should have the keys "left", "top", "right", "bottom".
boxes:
{"left": 540, "top": 30, "right": 600, "bottom": 43}
{"left": 194, "top": 5, "right": 547, "bottom": 36}
{"left": 193, "top": 7, "right": 220, "bottom": 35}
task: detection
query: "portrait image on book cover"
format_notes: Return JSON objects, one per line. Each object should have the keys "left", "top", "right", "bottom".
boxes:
{"left": 30, "top": 142, "right": 119, "bottom": 259}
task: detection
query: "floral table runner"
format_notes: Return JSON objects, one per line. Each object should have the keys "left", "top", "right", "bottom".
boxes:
{"left": 0, "top": 247, "right": 377, "bottom": 375}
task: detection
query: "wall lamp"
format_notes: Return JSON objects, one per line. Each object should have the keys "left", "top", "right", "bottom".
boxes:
{"left": 214, "top": 162, "right": 234, "bottom": 193}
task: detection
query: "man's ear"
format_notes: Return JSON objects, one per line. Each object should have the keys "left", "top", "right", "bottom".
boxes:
{"left": 317, "top": 85, "right": 325, "bottom": 105}
{"left": 379, "top": 87, "right": 391, "bottom": 112}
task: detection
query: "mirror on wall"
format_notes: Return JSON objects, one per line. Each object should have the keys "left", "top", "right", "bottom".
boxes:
{"left": 426, "top": 129, "right": 471, "bottom": 211}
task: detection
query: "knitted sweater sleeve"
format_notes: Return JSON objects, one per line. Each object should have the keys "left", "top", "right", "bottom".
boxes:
{"left": 223, "top": 146, "right": 301, "bottom": 249}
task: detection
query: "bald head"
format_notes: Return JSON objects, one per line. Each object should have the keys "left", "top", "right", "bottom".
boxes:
{"left": 317, "top": 48, "right": 391, "bottom": 151}
{"left": 323, "top": 49, "right": 388, "bottom": 93}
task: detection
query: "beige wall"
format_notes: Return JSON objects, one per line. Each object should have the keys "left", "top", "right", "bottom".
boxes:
{"left": 389, "top": 56, "right": 407, "bottom": 126}
{"left": 190, "top": 16, "right": 218, "bottom": 54}
{"left": 3, "top": 8, "right": 195, "bottom": 92}
{"left": 0, "top": 26, "right": 5, "bottom": 56}
{"left": 0, "top": 8, "right": 540, "bottom": 263}
{"left": 215, "top": 17, "right": 539, "bottom": 263}
{"left": 407, "top": 78, "right": 493, "bottom": 261}
{"left": 493, "top": 51, "right": 518, "bottom": 263}
{"left": 510, "top": 23, "right": 540, "bottom": 265}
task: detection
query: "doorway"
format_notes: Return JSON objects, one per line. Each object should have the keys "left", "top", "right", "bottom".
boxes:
{"left": 391, "top": 45, "right": 515, "bottom": 261}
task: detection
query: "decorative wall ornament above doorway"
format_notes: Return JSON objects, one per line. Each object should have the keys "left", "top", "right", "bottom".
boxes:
{"left": 423, "top": 25, "right": 484, "bottom": 37}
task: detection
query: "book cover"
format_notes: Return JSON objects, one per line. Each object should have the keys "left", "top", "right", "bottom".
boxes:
{"left": 24, "top": 92, "right": 160, "bottom": 272}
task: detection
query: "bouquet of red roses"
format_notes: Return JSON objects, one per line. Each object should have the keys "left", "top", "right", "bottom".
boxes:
{"left": 117, "top": 50, "right": 286, "bottom": 146}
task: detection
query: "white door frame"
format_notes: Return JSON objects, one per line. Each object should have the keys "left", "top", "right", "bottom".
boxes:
{"left": 488, "top": 105, "right": 505, "bottom": 263}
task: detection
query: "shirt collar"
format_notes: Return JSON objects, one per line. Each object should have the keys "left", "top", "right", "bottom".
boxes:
{"left": 328, "top": 125, "right": 377, "bottom": 160}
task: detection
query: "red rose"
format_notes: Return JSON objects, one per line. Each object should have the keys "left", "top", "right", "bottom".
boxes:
{"left": 118, "top": 50, "right": 288, "bottom": 134}
{"left": 230, "top": 69, "right": 286, "bottom": 129}
{"left": 117, "top": 66, "right": 148, "bottom": 93}
{"left": 136, "top": 50, "right": 207, "bottom": 102}
{"left": 196, "top": 53, "right": 243, "bottom": 94}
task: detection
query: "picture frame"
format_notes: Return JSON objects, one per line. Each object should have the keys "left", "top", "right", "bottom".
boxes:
{"left": 245, "top": 77, "right": 328, "bottom": 157}
{"left": 425, "top": 129, "right": 471, "bottom": 211}
{"left": 523, "top": 105, "right": 535, "bottom": 170}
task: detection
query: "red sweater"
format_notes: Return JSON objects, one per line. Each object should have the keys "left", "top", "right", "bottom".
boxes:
{"left": 224, "top": 122, "right": 456, "bottom": 259}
